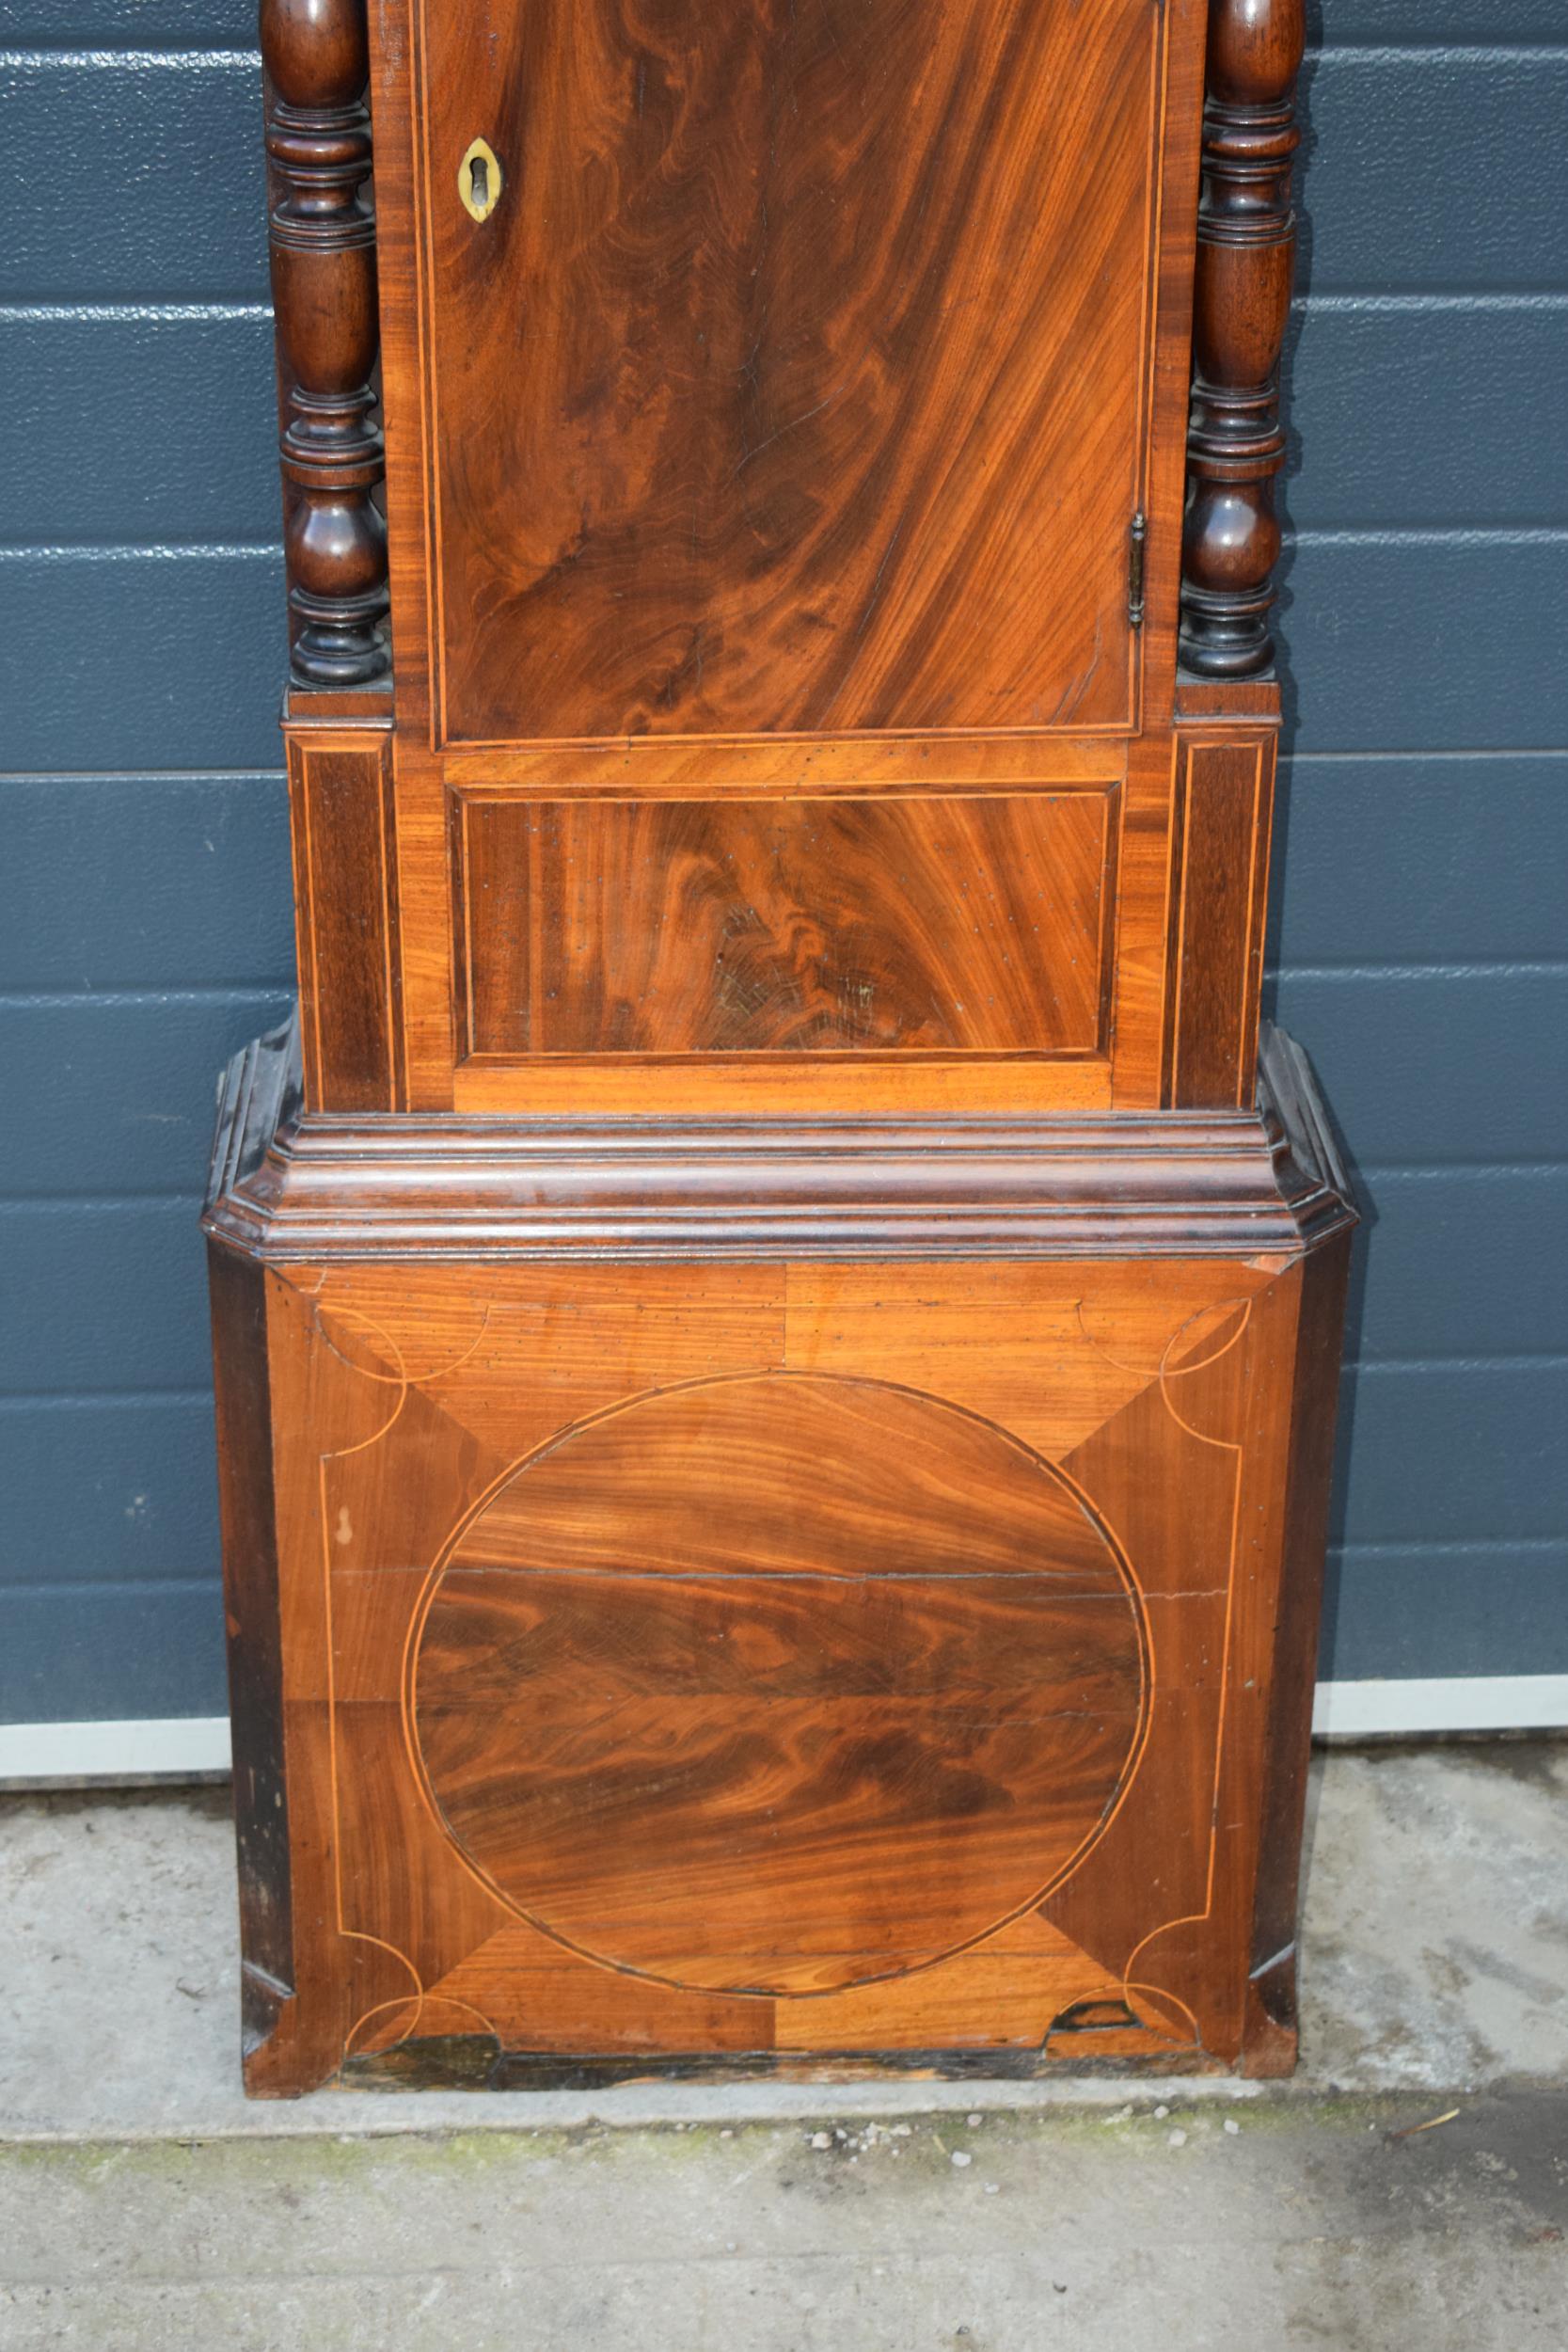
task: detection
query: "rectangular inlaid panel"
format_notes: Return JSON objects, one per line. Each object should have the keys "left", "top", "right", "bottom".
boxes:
{"left": 1163, "top": 733, "right": 1274, "bottom": 1109}
{"left": 287, "top": 729, "right": 400, "bottom": 1111}
{"left": 412, "top": 0, "right": 1163, "bottom": 742}
{"left": 455, "top": 790, "right": 1117, "bottom": 1059}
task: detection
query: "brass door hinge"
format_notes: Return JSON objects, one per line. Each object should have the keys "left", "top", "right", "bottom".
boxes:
{"left": 1128, "top": 511, "right": 1148, "bottom": 629}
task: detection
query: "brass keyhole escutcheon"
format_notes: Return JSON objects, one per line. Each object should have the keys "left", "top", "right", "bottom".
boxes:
{"left": 459, "top": 137, "right": 501, "bottom": 223}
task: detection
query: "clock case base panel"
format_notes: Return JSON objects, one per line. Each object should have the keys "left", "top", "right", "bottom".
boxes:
{"left": 205, "top": 1020, "right": 1353, "bottom": 2097}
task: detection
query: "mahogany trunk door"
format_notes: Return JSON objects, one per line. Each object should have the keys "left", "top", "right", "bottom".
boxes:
{"left": 418, "top": 0, "right": 1155, "bottom": 743}
{"left": 364, "top": 0, "right": 1203, "bottom": 1119}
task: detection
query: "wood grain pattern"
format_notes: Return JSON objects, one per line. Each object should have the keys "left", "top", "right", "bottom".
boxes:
{"left": 343, "top": 0, "right": 1228, "bottom": 1114}
{"left": 784, "top": 1260, "right": 1275, "bottom": 1460}
{"left": 205, "top": 1024, "right": 1354, "bottom": 2090}
{"left": 457, "top": 791, "right": 1113, "bottom": 1058}
{"left": 440, "top": 734, "right": 1128, "bottom": 798}
{"left": 355, "top": 0, "right": 1219, "bottom": 1114}
{"left": 1106, "top": 725, "right": 1181, "bottom": 1103}
{"left": 420, "top": 1911, "right": 1100, "bottom": 2059}
{"left": 413, "top": 0, "right": 1161, "bottom": 743}
{"left": 1044, "top": 1296, "right": 1267, "bottom": 2063}
{"left": 212, "top": 0, "right": 1351, "bottom": 2097}
{"left": 415, "top": 1373, "right": 1145, "bottom": 1994}
{"left": 205, "top": 1012, "right": 1354, "bottom": 1266}
{"left": 1244, "top": 1224, "right": 1354, "bottom": 2070}
{"left": 450, "top": 1050, "right": 1116, "bottom": 1117}
{"left": 205, "top": 1243, "right": 293, "bottom": 2068}
{"left": 287, "top": 722, "right": 401, "bottom": 1109}
{"left": 1162, "top": 725, "right": 1275, "bottom": 1107}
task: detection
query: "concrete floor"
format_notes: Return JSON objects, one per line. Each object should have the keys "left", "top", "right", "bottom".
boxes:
{"left": 1, "top": 1743, "right": 1565, "bottom": 2347}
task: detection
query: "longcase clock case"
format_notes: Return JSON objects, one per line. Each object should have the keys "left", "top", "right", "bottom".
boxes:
{"left": 206, "top": 0, "right": 1354, "bottom": 2092}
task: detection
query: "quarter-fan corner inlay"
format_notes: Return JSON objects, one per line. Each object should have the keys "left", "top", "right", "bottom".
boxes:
{"left": 409, "top": 1373, "right": 1149, "bottom": 1998}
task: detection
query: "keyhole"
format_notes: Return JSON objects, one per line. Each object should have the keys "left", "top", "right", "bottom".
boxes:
{"left": 458, "top": 138, "right": 501, "bottom": 222}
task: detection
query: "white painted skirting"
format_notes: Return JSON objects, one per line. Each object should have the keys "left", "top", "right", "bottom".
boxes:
{"left": 0, "top": 1715, "right": 231, "bottom": 1787}
{"left": 2, "top": 1680, "right": 1567, "bottom": 1786}
{"left": 1310, "top": 1676, "right": 1568, "bottom": 1740}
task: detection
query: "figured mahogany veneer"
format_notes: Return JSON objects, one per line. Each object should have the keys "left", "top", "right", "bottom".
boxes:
{"left": 207, "top": 1025, "right": 1353, "bottom": 2090}
{"left": 455, "top": 789, "right": 1116, "bottom": 1060}
{"left": 215, "top": 0, "right": 1349, "bottom": 2096}
{"left": 419, "top": 1375, "right": 1148, "bottom": 1998}
{"left": 266, "top": 0, "right": 1306, "bottom": 1120}
{"left": 410, "top": 0, "right": 1160, "bottom": 744}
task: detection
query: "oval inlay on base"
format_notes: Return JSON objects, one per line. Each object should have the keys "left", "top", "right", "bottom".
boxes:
{"left": 412, "top": 1374, "right": 1148, "bottom": 1997}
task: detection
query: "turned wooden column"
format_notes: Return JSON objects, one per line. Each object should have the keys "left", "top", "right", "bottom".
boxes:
{"left": 261, "top": 0, "right": 389, "bottom": 687}
{"left": 1179, "top": 0, "right": 1305, "bottom": 677}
